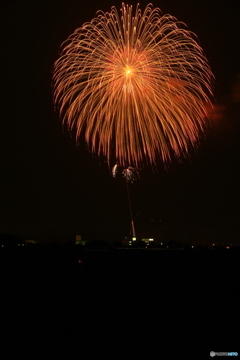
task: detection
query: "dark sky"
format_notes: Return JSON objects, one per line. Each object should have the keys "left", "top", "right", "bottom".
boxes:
{"left": 1, "top": 0, "right": 240, "bottom": 244}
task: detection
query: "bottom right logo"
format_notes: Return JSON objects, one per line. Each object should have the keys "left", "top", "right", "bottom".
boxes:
{"left": 210, "top": 351, "right": 238, "bottom": 357}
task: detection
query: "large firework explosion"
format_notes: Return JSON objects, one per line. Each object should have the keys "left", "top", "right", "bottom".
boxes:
{"left": 52, "top": 3, "right": 214, "bottom": 169}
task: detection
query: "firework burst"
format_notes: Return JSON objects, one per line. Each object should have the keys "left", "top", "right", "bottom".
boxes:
{"left": 52, "top": 3, "right": 214, "bottom": 169}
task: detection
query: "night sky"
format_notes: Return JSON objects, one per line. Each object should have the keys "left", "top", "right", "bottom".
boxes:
{"left": 1, "top": 0, "right": 240, "bottom": 244}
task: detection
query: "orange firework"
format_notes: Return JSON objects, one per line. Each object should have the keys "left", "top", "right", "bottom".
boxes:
{"left": 52, "top": 3, "right": 214, "bottom": 169}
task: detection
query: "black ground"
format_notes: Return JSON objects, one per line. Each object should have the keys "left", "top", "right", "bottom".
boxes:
{"left": 1, "top": 248, "right": 239, "bottom": 359}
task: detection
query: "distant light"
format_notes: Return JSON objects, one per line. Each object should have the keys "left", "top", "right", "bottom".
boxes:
{"left": 149, "top": 238, "right": 154, "bottom": 241}
{"left": 132, "top": 237, "right": 136, "bottom": 241}
{"left": 226, "top": 246, "right": 230, "bottom": 249}
{"left": 191, "top": 246, "right": 194, "bottom": 248}
{"left": 161, "top": 243, "right": 163, "bottom": 245}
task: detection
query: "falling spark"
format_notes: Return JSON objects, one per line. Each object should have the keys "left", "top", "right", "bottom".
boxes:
{"left": 112, "top": 163, "right": 119, "bottom": 178}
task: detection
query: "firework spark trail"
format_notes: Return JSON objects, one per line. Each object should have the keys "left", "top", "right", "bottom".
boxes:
{"left": 53, "top": 3, "right": 214, "bottom": 169}
{"left": 122, "top": 166, "right": 139, "bottom": 183}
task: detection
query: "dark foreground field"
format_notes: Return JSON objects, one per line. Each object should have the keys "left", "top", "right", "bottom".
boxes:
{"left": 1, "top": 248, "right": 239, "bottom": 359}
